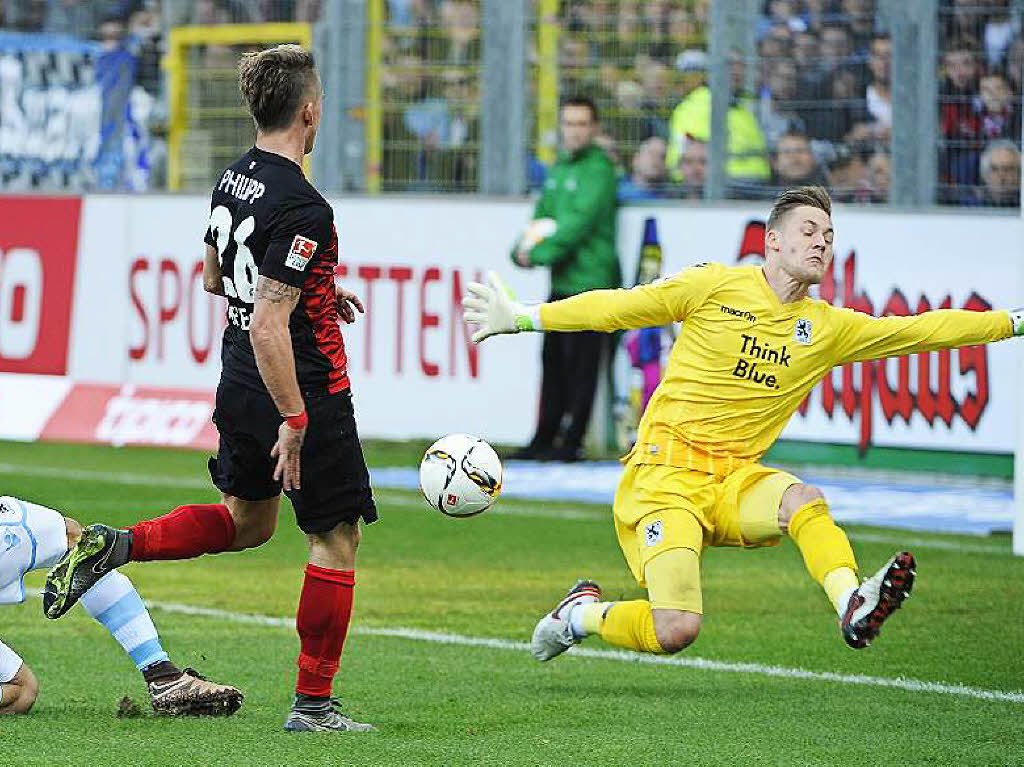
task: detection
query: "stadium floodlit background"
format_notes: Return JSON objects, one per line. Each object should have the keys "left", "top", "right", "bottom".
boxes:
{"left": 1, "top": 1, "right": 1023, "bottom": 764}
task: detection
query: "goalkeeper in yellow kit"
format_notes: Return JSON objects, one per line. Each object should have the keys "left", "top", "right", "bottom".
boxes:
{"left": 464, "top": 186, "right": 1023, "bottom": 659}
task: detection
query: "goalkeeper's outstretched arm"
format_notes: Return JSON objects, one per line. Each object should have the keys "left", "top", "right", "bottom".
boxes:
{"left": 834, "top": 306, "right": 1024, "bottom": 364}
{"left": 463, "top": 264, "right": 720, "bottom": 343}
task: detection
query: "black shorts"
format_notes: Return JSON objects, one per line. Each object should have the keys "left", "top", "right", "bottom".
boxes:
{"left": 208, "top": 380, "right": 378, "bottom": 534}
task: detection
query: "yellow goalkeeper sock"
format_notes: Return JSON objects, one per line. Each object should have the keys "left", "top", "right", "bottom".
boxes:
{"left": 594, "top": 600, "right": 665, "bottom": 654}
{"left": 823, "top": 567, "right": 860, "bottom": 615}
{"left": 788, "top": 498, "right": 859, "bottom": 609}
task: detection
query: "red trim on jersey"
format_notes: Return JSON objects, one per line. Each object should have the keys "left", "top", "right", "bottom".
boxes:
{"left": 302, "top": 225, "right": 350, "bottom": 393}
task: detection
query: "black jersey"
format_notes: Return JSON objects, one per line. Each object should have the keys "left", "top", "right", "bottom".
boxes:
{"left": 204, "top": 146, "right": 349, "bottom": 398}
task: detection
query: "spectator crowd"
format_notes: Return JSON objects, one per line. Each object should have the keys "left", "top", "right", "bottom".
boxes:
{"left": 541, "top": 0, "right": 1021, "bottom": 207}
{"left": 0, "top": 0, "right": 1020, "bottom": 206}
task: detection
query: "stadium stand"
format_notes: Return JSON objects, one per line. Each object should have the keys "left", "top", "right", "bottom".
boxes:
{"left": 0, "top": 0, "right": 1020, "bottom": 206}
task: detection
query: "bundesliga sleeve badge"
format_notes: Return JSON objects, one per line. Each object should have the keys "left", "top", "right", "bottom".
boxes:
{"left": 285, "top": 235, "right": 318, "bottom": 270}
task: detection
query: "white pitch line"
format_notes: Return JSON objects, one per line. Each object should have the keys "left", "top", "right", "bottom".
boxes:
{"left": 0, "top": 461, "right": 1015, "bottom": 554}
{"left": 844, "top": 531, "right": 1011, "bottom": 555}
{"left": 139, "top": 598, "right": 1024, "bottom": 705}
{"left": 0, "top": 461, "right": 213, "bottom": 490}
{"left": 21, "top": 588, "right": 1024, "bottom": 704}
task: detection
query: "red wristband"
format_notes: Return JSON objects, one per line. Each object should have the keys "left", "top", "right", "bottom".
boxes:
{"left": 284, "top": 411, "right": 308, "bottom": 430}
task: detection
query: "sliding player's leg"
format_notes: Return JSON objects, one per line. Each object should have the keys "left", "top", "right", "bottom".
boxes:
{"left": 76, "top": 567, "right": 243, "bottom": 715}
{"left": 0, "top": 503, "right": 36, "bottom": 710}
{"left": 592, "top": 547, "right": 703, "bottom": 654}
{"left": 531, "top": 463, "right": 709, "bottom": 660}
{"left": 43, "top": 495, "right": 276, "bottom": 619}
{"left": 0, "top": 646, "right": 36, "bottom": 715}
{"left": 2, "top": 497, "right": 242, "bottom": 714}
{"left": 43, "top": 383, "right": 288, "bottom": 619}
{"left": 778, "top": 483, "right": 915, "bottom": 649}
{"left": 710, "top": 464, "right": 905, "bottom": 648}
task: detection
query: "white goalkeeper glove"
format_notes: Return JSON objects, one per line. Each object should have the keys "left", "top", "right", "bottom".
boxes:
{"left": 1011, "top": 309, "right": 1024, "bottom": 336}
{"left": 462, "top": 271, "right": 543, "bottom": 344}
{"left": 519, "top": 218, "right": 557, "bottom": 252}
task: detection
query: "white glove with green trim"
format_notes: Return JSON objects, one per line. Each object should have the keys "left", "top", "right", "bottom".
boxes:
{"left": 462, "top": 271, "right": 543, "bottom": 344}
{"left": 1011, "top": 309, "right": 1024, "bottom": 336}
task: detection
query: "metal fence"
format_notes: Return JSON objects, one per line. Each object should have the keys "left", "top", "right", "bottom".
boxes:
{"left": 723, "top": 0, "right": 892, "bottom": 204}
{"left": 372, "top": 0, "right": 482, "bottom": 192}
{"left": 165, "top": 22, "right": 314, "bottom": 190}
{"left": 937, "top": 1, "right": 1023, "bottom": 208}
{"left": 0, "top": 0, "right": 1021, "bottom": 209}
{"left": 526, "top": 0, "right": 708, "bottom": 198}
{"left": 159, "top": 1, "right": 321, "bottom": 189}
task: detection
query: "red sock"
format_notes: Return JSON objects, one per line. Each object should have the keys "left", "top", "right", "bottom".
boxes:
{"left": 295, "top": 564, "right": 356, "bottom": 697}
{"left": 129, "top": 504, "right": 236, "bottom": 561}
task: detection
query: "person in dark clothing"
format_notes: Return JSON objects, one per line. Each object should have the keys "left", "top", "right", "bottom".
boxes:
{"left": 800, "top": 65, "right": 869, "bottom": 145}
{"left": 938, "top": 37, "right": 982, "bottom": 200}
{"left": 510, "top": 96, "right": 621, "bottom": 462}
{"left": 733, "top": 130, "right": 829, "bottom": 199}
{"left": 961, "top": 140, "right": 1020, "bottom": 207}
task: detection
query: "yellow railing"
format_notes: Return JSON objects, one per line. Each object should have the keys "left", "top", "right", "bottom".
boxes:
{"left": 164, "top": 22, "right": 313, "bottom": 191}
{"left": 536, "top": 0, "right": 560, "bottom": 166}
{"left": 365, "top": 0, "right": 384, "bottom": 193}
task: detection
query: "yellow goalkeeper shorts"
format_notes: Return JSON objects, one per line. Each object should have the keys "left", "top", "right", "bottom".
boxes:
{"left": 613, "top": 461, "right": 800, "bottom": 591}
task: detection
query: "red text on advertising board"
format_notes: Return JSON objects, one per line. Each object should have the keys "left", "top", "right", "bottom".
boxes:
{"left": 337, "top": 261, "right": 481, "bottom": 379}
{"left": 0, "top": 197, "right": 81, "bottom": 374}
{"left": 803, "top": 251, "right": 991, "bottom": 452}
{"left": 129, "top": 257, "right": 227, "bottom": 366}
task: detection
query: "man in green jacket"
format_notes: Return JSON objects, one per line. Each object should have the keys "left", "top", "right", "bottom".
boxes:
{"left": 511, "top": 95, "right": 621, "bottom": 462}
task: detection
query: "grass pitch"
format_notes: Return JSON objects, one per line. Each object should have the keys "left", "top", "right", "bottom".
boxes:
{"left": 1, "top": 440, "right": 1022, "bottom": 766}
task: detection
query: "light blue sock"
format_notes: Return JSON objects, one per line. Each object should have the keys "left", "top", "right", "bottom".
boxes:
{"left": 79, "top": 571, "right": 169, "bottom": 671}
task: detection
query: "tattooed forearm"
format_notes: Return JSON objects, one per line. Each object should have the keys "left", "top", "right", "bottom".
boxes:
{"left": 255, "top": 276, "right": 301, "bottom": 305}
{"left": 250, "top": 275, "right": 303, "bottom": 417}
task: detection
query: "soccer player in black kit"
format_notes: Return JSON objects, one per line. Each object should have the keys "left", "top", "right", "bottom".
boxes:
{"left": 43, "top": 45, "right": 378, "bottom": 732}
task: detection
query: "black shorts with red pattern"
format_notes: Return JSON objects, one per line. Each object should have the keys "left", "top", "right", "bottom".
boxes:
{"left": 208, "top": 380, "right": 378, "bottom": 534}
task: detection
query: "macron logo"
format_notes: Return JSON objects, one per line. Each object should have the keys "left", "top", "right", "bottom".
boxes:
{"left": 720, "top": 304, "right": 757, "bottom": 322}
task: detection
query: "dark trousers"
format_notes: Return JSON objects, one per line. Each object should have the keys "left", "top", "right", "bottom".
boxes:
{"left": 529, "top": 329, "right": 605, "bottom": 453}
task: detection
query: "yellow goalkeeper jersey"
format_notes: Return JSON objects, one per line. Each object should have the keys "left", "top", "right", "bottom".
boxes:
{"left": 539, "top": 263, "right": 1013, "bottom": 477}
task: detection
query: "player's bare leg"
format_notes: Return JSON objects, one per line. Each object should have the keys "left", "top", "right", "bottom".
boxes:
{"left": 779, "top": 484, "right": 915, "bottom": 648}
{"left": 4, "top": 500, "right": 243, "bottom": 716}
{"left": 44, "top": 495, "right": 278, "bottom": 619}
{"left": 284, "top": 520, "right": 374, "bottom": 732}
{"left": 222, "top": 495, "right": 280, "bottom": 551}
{"left": 651, "top": 610, "right": 702, "bottom": 653}
{"left": 0, "top": 660, "right": 38, "bottom": 715}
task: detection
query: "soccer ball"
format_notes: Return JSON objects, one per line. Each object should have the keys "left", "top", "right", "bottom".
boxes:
{"left": 419, "top": 434, "right": 503, "bottom": 517}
